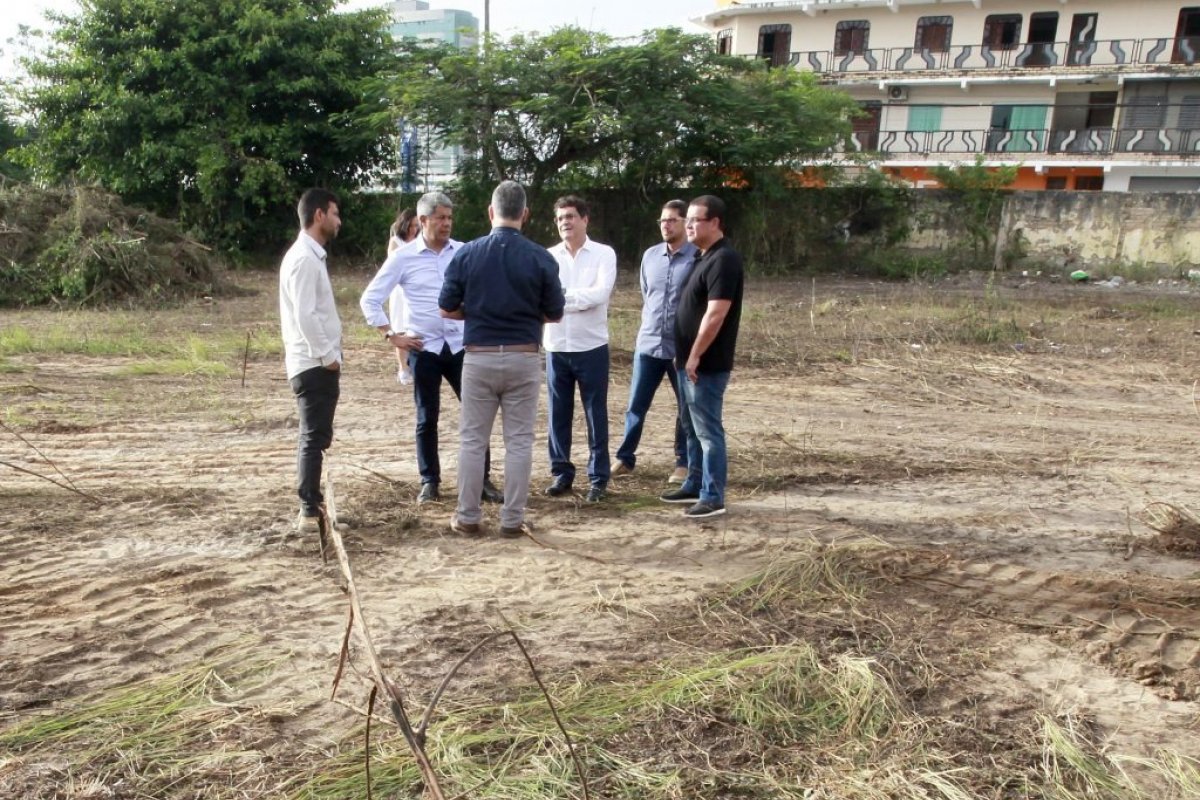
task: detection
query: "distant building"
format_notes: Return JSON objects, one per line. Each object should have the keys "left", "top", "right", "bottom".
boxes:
{"left": 385, "top": 1, "right": 479, "bottom": 191}
{"left": 694, "top": 0, "right": 1200, "bottom": 192}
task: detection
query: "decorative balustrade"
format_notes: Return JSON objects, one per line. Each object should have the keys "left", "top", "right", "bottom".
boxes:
{"left": 777, "top": 36, "right": 1200, "bottom": 75}
{"left": 846, "top": 126, "right": 1200, "bottom": 156}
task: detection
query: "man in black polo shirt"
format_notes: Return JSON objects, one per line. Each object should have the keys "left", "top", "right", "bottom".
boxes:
{"left": 660, "top": 194, "right": 743, "bottom": 519}
{"left": 439, "top": 181, "right": 565, "bottom": 537}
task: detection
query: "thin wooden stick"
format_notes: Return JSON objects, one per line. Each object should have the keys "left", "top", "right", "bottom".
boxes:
{"left": 241, "top": 330, "right": 251, "bottom": 388}
{"left": 0, "top": 460, "right": 104, "bottom": 504}
{"left": 330, "top": 605, "right": 355, "bottom": 701}
{"left": 506, "top": 630, "right": 591, "bottom": 800}
{"left": 366, "top": 685, "right": 377, "bottom": 800}
{"left": 0, "top": 419, "right": 85, "bottom": 494}
{"left": 327, "top": 499, "right": 446, "bottom": 799}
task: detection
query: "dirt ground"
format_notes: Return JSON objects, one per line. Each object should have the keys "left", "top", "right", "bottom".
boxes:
{"left": 2, "top": 268, "right": 1200, "bottom": 797}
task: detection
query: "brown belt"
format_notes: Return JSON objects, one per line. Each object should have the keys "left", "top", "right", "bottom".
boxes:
{"left": 465, "top": 343, "right": 539, "bottom": 353}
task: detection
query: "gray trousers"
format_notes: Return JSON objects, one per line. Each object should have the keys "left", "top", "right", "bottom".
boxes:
{"left": 457, "top": 351, "right": 541, "bottom": 528}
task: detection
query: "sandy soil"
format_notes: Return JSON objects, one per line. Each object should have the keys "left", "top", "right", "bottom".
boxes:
{"left": 2, "top": 271, "right": 1199, "bottom": 795}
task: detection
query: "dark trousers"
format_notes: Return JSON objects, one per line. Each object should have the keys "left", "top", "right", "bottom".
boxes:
{"left": 615, "top": 351, "right": 687, "bottom": 470}
{"left": 290, "top": 365, "right": 339, "bottom": 516}
{"left": 409, "top": 344, "right": 489, "bottom": 485}
{"left": 546, "top": 345, "right": 611, "bottom": 487}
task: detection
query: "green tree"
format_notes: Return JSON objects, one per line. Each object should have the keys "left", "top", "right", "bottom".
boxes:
{"left": 0, "top": 102, "right": 29, "bottom": 182}
{"left": 928, "top": 156, "right": 1019, "bottom": 262}
{"left": 390, "top": 27, "right": 857, "bottom": 195}
{"left": 18, "top": 0, "right": 397, "bottom": 249}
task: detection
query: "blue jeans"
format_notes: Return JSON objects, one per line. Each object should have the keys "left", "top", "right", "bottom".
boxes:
{"left": 677, "top": 368, "right": 730, "bottom": 506}
{"left": 409, "top": 344, "right": 489, "bottom": 485}
{"left": 615, "top": 352, "right": 686, "bottom": 470}
{"left": 289, "top": 365, "right": 340, "bottom": 516}
{"left": 546, "top": 345, "right": 610, "bottom": 487}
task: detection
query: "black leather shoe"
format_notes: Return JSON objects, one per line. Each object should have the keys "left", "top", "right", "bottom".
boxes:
{"left": 544, "top": 476, "right": 573, "bottom": 497}
{"left": 585, "top": 485, "right": 607, "bottom": 503}
{"left": 481, "top": 479, "right": 504, "bottom": 504}
{"left": 418, "top": 483, "right": 440, "bottom": 504}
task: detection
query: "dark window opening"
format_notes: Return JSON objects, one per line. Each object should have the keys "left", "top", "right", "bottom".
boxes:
{"left": 1085, "top": 91, "right": 1118, "bottom": 128}
{"left": 1023, "top": 12, "right": 1059, "bottom": 66}
{"left": 1174, "top": 8, "right": 1200, "bottom": 63}
{"left": 915, "top": 16, "right": 953, "bottom": 52}
{"left": 717, "top": 29, "right": 732, "bottom": 56}
{"left": 1075, "top": 175, "right": 1104, "bottom": 190}
{"left": 835, "top": 20, "right": 870, "bottom": 56}
{"left": 1028, "top": 13, "right": 1059, "bottom": 43}
{"left": 983, "top": 14, "right": 1021, "bottom": 50}
{"left": 758, "top": 24, "right": 792, "bottom": 67}
{"left": 1068, "top": 13, "right": 1098, "bottom": 65}
{"left": 852, "top": 101, "right": 882, "bottom": 150}
{"left": 1045, "top": 176, "right": 1068, "bottom": 190}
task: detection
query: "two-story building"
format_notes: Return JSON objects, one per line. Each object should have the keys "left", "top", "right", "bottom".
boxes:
{"left": 695, "top": 0, "right": 1200, "bottom": 191}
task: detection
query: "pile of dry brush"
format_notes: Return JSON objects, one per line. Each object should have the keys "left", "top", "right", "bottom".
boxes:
{"left": 0, "top": 182, "right": 225, "bottom": 307}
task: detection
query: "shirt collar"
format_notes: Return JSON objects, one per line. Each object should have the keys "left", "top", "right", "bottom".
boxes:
{"left": 413, "top": 236, "right": 459, "bottom": 255}
{"left": 664, "top": 240, "right": 695, "bottom": 258}
{"left": 697, "top": 237, "right": 726, "bottom": 259}
{"left": 300, "top": 231, "right": 327, "bottom": 261}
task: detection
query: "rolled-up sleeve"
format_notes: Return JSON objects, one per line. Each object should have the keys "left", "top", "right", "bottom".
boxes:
{"left": 439, "top": 250, "right": 467, "bottom": 313}
{"left": 360, "top": 251, "right": 405, "bottom": 328}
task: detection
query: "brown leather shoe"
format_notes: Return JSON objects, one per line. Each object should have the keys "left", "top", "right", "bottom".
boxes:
{"left": 667, "top": 467, "right": 688, "bottom": 484}
{"left": 449, "top": 514, "right": 482, "bottom": 536}
{"left": 499, "top": 521, "right": 531, "bottom": 538}
{"left": 612, "top": 461, "right": 634, "bottom": 477}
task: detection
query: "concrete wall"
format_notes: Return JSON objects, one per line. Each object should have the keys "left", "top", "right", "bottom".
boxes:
{"left": 995, "top": 191, "right": 1200, "bottom": 270}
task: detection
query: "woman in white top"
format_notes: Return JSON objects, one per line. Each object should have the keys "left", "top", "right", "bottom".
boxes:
{"left": 388, "top": 208, "right": 419, "bottom": 382}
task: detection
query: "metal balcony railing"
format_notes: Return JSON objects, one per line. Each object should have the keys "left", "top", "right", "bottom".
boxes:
{"left": 847, "top": 126, "right": 1200, "bottom": 156}
{"left": 775, "top": 36, "right": 1200, "bottom": 75}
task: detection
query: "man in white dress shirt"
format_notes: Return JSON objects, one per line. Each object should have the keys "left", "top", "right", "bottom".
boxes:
{"left": 360, "top": 192, "right": 502, "bottom": 506}
{"left": 542, "top": 195, "right": 617, "bottom": 503}
{"left": 279, "top": 188, "right": 343, "bottom": 533}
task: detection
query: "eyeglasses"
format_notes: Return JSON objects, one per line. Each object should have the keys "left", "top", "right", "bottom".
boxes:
{"left": 658, "top": 218, "right": 683, "bottom": 224}
{"left": 685, "top": 217, "right": 711, "bottom": 225}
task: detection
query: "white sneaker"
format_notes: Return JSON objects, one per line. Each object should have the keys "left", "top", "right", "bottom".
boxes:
{"left": 296, "top": 511, "right": 320, "bottom": 533}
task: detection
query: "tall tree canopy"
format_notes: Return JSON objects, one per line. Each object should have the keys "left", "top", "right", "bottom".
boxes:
{"left": 18, "top": 0, "right": 397, "bottom": 248}
{"left": 391, "top": 27, "right": 857, "bottom": 194}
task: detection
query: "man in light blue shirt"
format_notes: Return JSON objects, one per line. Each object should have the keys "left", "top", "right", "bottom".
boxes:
{"left": 360, "top": 192, "right": 501, "bottom": 506}
{"left": 613, "top": 200, "right": 697, "bottom": 484}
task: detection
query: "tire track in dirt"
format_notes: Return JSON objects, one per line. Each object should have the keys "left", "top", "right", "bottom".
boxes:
{"left": 891, "top": 554, "right": 1200, "bottom": 700}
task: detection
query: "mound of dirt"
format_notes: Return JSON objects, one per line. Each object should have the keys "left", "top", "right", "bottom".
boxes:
{"left": 0, "top": 182, "right": 227, "bottom": 306}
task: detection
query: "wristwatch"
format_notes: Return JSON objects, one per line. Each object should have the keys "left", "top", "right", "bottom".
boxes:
{"left": 383, "top": 329, "right": 397, "bottom": 339}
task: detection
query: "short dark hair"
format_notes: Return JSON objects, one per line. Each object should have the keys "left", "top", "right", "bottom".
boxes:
{"left": 662, "top": 199, "right": 688, "bottom": 217}
{"left": 298, "top": 188, "right": 339, "bottom": 229}
{"left": 688, "top": 194, "right": 726, "bottom": 230}
{"left": 553, "top": 194, "right": 589, "bottom": 219}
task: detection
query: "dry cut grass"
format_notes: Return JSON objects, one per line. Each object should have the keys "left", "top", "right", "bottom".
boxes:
{"left": 5, "top": 543, "right": 1197, "bottom": 800}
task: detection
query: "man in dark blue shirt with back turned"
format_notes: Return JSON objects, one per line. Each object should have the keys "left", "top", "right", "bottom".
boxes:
{"left": 439, "top": 181, "right": 565, "bottom": 538}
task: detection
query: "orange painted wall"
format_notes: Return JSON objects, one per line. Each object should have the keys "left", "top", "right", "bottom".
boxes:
{"left": 886, "top": 166, "right": 1105, "bottom": 191}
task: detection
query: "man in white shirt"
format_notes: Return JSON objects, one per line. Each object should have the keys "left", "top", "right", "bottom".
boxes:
{"left": 279, "top": 188, "right": 343, "bottom": 533}
{"left": 360, "top": 192, "right": 502, "bottom": 506}
{"left": 542, "top": 195, "right": 617, "bottom": 503}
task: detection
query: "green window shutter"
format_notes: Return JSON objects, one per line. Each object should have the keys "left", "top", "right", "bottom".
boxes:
{"left": 908, "top": 105, "right": 943, "bottom": 132}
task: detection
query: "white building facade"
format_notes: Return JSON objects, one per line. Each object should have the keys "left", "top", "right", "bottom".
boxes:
{"left": 695, "top": 0, "right": 1200, "bottom": 191}
{"left": 385, "top": 1, "right": 478, "bottom": 191}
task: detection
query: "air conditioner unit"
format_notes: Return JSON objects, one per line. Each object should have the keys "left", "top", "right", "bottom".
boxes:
{"left": 888, "top": 86, "right": 909, "bottom": 102}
